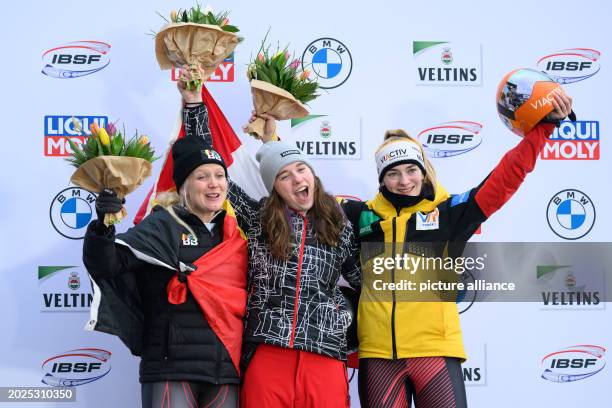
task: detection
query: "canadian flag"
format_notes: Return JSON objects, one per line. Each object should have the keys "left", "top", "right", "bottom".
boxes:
{"left": 134, "top": 86, "right": 266, "bottom": 223}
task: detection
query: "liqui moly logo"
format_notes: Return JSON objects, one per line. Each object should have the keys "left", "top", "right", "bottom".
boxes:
{"left": 542, "top": 121, "right": 600, "bottom": 160}
{"left": 44, "top": 116, "right": 108, "bottom": 156}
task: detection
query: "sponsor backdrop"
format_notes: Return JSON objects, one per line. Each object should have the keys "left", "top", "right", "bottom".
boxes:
{"left": 1, "top": 0, "right": 610, "bottom": 406}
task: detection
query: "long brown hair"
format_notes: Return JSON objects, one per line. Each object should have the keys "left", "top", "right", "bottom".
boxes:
{"left": 262, "top": 176, "right": 344, "bottom": 260}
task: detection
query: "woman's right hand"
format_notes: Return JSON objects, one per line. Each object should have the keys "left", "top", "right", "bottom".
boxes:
{"left": 177, "top": 65, "right": 203, "bottom": 104}
{"left": 247, "top": 110, "right": 277, "bottom": 142}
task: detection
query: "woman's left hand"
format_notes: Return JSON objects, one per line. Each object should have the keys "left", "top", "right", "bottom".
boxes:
{"left": 546, "top": 91, "right": 573, "bottom": 121}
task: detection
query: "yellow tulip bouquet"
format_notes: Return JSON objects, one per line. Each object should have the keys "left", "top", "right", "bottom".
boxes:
{"left": 66, "top": 119, "right": 156, "bottom": 226}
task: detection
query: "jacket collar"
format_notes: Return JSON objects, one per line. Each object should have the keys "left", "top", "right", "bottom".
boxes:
{"left": 367, "top": 182, "right": 450, "bottom": 218}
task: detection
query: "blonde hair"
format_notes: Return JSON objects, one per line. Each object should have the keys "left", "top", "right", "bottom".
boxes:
{"left": 378, "top": 129, "right": 438, "bottom": 193}
{"left": 155, "top": 184, "right": 196, "bottom": 238}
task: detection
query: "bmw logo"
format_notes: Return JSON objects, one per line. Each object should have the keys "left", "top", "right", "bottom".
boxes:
{"left": 302, "top": 38, "right": 352, "bottom": 89}
{"left": 546, "top": 189, "right": 595, "bottom": 240}
{"left": 49, "top": 187, "right": 97, "bottom": 239}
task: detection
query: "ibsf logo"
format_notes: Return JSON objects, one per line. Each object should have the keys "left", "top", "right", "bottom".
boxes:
{"left": 302, "top": 38, "right": 352, "bottom": 89}
{"left": 171, "top": 52, "right": 235, "bottom": 82}
{"left": 44, "top": 116, "right": 108, "bottom": 156}
{"left": 537, "top": 48, "right": 601, "bottom": 84}
{"left": 417, "top": 121, "right": 483, "bottom": 158}
{"left": 542, "top": 121, "right": 599, "bottom": 160}
{"left": 42, "top": 349, "right": 111, "bottom": 387}
{"left": 541, "top": 345, "right": 606, "bottom": 383}
{"left": 42, "top": 41, "right": 111, "bottom": 79}
{"left": 50, "top": 188, "right": 97, "bottom": 239}
{"left": 546, "top": 189, "right": 596, "bottom": 240}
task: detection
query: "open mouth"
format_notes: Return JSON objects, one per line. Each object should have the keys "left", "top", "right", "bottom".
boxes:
{"left": 205, "top": 193, "right": 221, "bottom": 199}
{"left": 294, "top": 186, "right": 309, "bottom": 201}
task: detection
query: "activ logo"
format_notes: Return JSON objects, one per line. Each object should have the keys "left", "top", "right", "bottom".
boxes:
{"left": 541, "top": 345, "right": 606, "bottom": 383}
{"left": 537, "top": 48, "right": 601, "bottom": 84}
{"left": 39, "top": 266, "right": 93, "bottom": 312}
{"left": 44, "top": 116, "right": 108, "bottom": 156}
{"left": 417, "top": 121, "right": 483, "bottom": 158}
{"left": 171, "top": 52, "right": 235, "bottom": 82}
{"left": 291, "top": 115, "right": 361, "bottom": 159}
{"left": 42, "top": 41, "right": 111, "bottom": 79}
{"left": 42, "top": 349, "right": 111, "bottom": 387}
{"left": 302, "top": 38, "right": 352, "bottom": 89}
{"left": 546, "top": 189, "right": 595, "bottom": 240}
{"left": 542, "top": 121, "right": 599, "bottom": 160}
{"left": 50, "top": 188, "right": 97, "bottom": 240}
{"left": 413, "top": 42, "right": 482, "bottom": 86}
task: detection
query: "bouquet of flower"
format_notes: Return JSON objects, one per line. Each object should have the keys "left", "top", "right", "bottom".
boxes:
{"left": 154, "top": 4, "right": 240, "bottom": 87}
{"left": 66, "top": 119, "right": 156, "bottom": 226}
{"left": 243, "top": 42, "right": 319, "bottom": 138}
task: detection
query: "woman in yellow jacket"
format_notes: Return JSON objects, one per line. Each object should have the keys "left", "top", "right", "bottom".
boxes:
{"left": 342, "top": 91, "right": 573, "bottom": 408}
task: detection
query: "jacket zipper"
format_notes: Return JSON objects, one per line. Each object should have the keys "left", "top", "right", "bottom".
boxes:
{"left": 289, "top": 214, "right": 308, "bottom": 348}
{"left": 391, "top": 217, "right": 398, "bottom": 360}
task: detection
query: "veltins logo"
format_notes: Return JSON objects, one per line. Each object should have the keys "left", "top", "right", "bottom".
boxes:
{"left": 542, "top": 121, "right": 599, "bottom": 160}
{"left": 463, "top": 343, "right": 486, "bottom": 386}
{"left": 302, "top": 38, "right": 352, "bottom": 89}
{"left": 50, "top": 188, "right": 97, "bottom": 240}
{"left": 44, "top": 116, "right": 108, "bottom": 157}
{"left": 541, "top": 345, "right": 606, "bottom": 383}
{"left": 537, "top": 265, "right": 602, "bottom": 310}
{"left": 291, "top": 115, "right": 361, "bottom": 159}
{"left": 39, "top": 266, "right": 93, "bottom": 312}
{"left": 537, "top": 48, "right": 601, "bottom": 84}
{"left": 413, "top": 42, "right": 482, "bottom": 86}
{"left": 42, "top": 348, "right": 111, "bottom": 387}
{"left": 546, "top": 189, "right": 595, "bottom": 240}
{"left": 42, "top": 41, "right": 111, "bottom": 79}
{"left": 417, "top": 121, "right": 483, "bottom": 158}
{"left": 171, "top": 52, "right": 235, "bottom": 82}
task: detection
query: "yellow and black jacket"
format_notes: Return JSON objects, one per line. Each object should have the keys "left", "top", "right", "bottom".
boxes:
{"left": 343, "top": 123, "right": 555, "bottom": 361}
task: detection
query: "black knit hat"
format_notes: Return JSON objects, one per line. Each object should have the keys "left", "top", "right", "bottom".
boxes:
{"left": 171, "top": 136, "right": 227, "bottom": 190}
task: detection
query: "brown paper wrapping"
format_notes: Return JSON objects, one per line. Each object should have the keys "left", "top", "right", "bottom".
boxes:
{"left": 244, "top": 79, "right": 309, "bottom": 137}
{"left": 70, "top": 156, "right": 152, "bottom": 226}
{"left": 155, "top": 23, "right": 238, "bottom": 81}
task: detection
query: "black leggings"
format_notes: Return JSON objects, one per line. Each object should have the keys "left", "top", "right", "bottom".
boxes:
{"left": 141, "top": 381, "right": 238, "bottom": 408}
{"left": 358, "top": 357, "right": 467, "bottom": 408}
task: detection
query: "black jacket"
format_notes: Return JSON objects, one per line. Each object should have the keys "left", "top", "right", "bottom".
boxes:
{"left": 83, "top": 206, "right": 239, "bottom": 384}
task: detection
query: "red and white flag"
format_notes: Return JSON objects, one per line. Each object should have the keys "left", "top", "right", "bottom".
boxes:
{"left": 134, "top": 86, "right": 266, "bottom": 224}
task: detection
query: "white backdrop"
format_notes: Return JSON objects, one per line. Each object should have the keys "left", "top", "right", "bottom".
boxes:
{"left": 1, "top": 0, "right": 611, "bottom": 406}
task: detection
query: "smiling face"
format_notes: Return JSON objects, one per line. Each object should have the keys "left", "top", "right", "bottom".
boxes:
{"left": 382, "top": 163, "right": 425, "bottom": 196}
{"left": 183, "top": 163, "right": 228, "bottom": 215}
{"left": 273, "top": 161, "right": 315, "bottom": 213}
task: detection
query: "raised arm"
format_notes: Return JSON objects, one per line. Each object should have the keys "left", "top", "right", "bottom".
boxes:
{"left": 448, "top": 92, "right": 573, "bottom": 240}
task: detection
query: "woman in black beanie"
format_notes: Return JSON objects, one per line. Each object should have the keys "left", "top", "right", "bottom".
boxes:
{"left": 82, "top": 101, "right": 248, "bottom": 407}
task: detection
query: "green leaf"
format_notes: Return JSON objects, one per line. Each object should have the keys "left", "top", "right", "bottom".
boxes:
{"left": 222, "top": 25, "right": 239, "bottom": 33}
{"left": 111, "top": 133, "right": 124, "bottom": 155}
